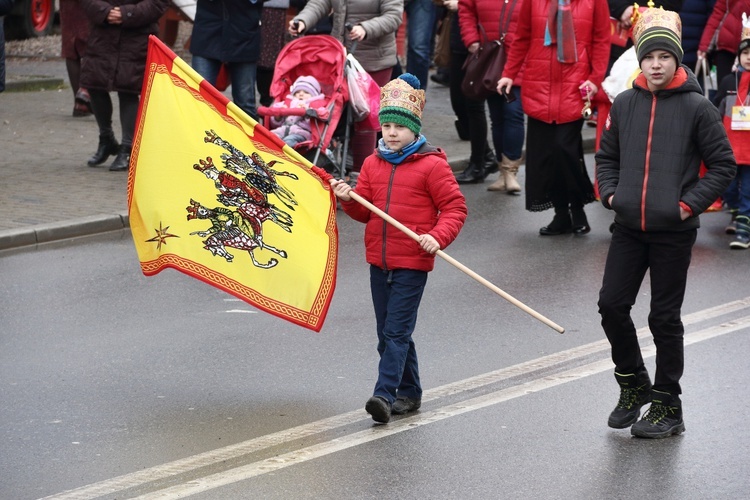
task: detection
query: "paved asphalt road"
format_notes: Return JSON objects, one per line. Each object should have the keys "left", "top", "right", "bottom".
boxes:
{"left": 2, "top": 159, "right": 749, "bottom": 498}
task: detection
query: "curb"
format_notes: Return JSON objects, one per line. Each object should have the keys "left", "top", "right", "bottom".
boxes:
{"left": 0, "top": 213, "right": 130, "bottom": 251}
{"left": 4, "top": 76, "right": 65, "bottom": 92}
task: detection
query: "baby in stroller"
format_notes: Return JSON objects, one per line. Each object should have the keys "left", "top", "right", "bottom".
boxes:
{"left": 269, "top": 75, "right": 328, "bottom": 147}
{"left": 257, "top": 34, "right": 350, "bottom": 178}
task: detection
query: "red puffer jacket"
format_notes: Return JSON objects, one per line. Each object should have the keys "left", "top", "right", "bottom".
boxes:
{"left": 699, "top": 0, "right": 750, "bottom": 55}
{"left": 501, "top": 0, "right": 610, "bottom": 124}
{"left": 340, "top": 145, "right": 467, "bottom": 272}
{"left": 459, "top": 0, "right": 524, "bottom": 86}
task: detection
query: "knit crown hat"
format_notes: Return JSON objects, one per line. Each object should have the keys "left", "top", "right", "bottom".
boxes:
{"left": 291, "top": 75, "right": 321, "bottom": 98}
{"left": 379, "top": 73, "right": 425, "bottom": 135}
{"left": 631, "top": 1, "right": 683, "bottom": 64}
{"left": 739, "top": 12, "right": 750, "bottom": 54}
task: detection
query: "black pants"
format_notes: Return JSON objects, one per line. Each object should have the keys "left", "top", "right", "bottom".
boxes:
{"left": 88, "top": 89, "right": 139, "bottom": 148}
{"left": 598, "top": 224, "right": 697, "bottom": 395}
{"left": 448, "top": 50, "right": 488, "bottom": 164}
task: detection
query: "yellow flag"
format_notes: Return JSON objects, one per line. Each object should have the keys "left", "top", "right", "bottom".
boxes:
{"left": 128, "top": 36, "right": 338, "bottom": 332}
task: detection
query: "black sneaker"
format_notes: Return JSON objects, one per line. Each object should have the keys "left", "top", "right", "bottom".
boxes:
{"left": 365, "top": 396, "right": 391, "bottom": 424}
{"left": 608, "top": 371, "right": 652, "bottom": 429}
{"left": 392, "top": 396, "right": 421, "bottom": 415}
{"left": 631, "top": 391, "right": 685, "bottom": 438}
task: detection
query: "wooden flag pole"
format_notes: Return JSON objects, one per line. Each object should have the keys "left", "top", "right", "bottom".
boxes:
{"left": 347, "top": 191, "right": 565, "bottom": 334}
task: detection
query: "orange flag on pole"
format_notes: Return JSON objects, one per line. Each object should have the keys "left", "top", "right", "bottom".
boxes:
{"left": 127, "top": 36, "right": 338, "bottom": 332}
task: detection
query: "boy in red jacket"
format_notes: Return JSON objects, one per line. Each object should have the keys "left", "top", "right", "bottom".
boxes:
{"left": 595, "top": 7, "right": 735, "bottom": 439}
{"left": 331, "top": 73, "right": 467, "bottom": 423}
{"left": 715, "top": 13, "right": 750, "bottom": 249}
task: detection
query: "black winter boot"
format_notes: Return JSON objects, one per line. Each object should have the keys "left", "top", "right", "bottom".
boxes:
{"left": 87, "top": 134, "right": 120, "bottom": 167}
{"left": 608, "top": 370, "right": 652, "bottom": 429}
{"left": 455, "top": 162, "right": 485, "bottom": 184}
{"left": 483, "top": 147, "right": 498, "bottom": 177}
{"left": 109, "top": 145, "right": 132, "bottom": 172}
{"left": 631, "top": 390, "right": 685, "bottom": 438}
{"left": 539, "top": 210, "right": 572, "bottom": 235}
{"left": 729, "top": 215, "right": 750, "bottom": 249}
{"left": 570, "top": 206, "right": 591, "bottom": 235}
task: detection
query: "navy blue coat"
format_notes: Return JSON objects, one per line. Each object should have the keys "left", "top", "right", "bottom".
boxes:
{"left": 679, "top": 0, "right": 717, "bottom": 69}
{"left": 190, "top": 0, "right": 264, "bottom": 63}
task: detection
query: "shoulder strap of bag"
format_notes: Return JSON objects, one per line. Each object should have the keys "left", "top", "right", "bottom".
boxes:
{"left": 499, "top": 0, "right": 520, "bottom": 40}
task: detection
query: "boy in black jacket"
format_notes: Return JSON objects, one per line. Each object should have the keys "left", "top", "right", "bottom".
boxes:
{"left": 595, "top": 6, "right": 736, "bottom": 439}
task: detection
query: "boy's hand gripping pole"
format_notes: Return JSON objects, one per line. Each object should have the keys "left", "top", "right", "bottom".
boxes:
{"left": 346, "top": 190, "right": 565, "bottom": 334}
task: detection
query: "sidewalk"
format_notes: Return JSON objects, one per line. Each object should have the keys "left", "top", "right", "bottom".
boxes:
{"left": 0, "top": 56, "right": 596, "bottom": 251}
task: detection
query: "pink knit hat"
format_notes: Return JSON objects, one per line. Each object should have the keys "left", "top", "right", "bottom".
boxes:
{"left": 291, "top": 75, "right": 321, "bottom": 97}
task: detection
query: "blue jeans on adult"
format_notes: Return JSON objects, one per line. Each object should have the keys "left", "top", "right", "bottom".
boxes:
{"left": 405, "top": 0, "right": 436, "bottom": 90}
{"left": 723, "top": 165, "right": 750, "bottom": 218}
{"left": 191, "top": 55, "right": 258, "bottom": 120}
{"left": 370, "top": 265, "right": 428, "bottom": 404}
{"left": 486, "top": 86, "right": 524, "bottom": 161}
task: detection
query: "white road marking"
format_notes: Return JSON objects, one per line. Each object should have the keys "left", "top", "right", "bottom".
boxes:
{"left": 41, "top": 297, "right": 750, "bottom": 500}
{"left": 223, "top": 309, "right": 257, "bottom": 314}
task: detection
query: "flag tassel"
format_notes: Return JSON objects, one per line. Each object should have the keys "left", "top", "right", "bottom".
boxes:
{"left": 346, "top": 191, "right": 565, "bottom": 334}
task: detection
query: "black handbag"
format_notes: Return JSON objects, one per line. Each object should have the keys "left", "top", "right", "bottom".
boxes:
{"left": 460, "top": 0, "right": 518, "bottom": 100}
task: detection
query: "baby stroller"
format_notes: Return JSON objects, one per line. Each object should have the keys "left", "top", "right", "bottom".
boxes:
{"left": 257, "top": 34, "right": 352, "bottom": 179}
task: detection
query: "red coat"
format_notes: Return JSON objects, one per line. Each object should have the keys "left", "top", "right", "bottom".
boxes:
{"left": 723, "top": 71, "right": 750, "bottom": 165}
{"left": 699, "top": 0, "right": 750, "bottom": 55}
{"left": 340, "top": 145, "right": 467, "bottom": 272}
{"left": 501, "top": 0, "right": 610, "bottom": 124}
{"left": 458, "top": 0, "right": 525, "bottom": 85}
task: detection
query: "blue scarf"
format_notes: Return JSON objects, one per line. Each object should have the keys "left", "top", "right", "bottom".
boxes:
{"left": 377, "top": 135, "right": 427, "bottom": 165}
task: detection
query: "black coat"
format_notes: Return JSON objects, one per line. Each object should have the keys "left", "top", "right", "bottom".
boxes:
{"left": 189, "top": 0, "right": 264, "bottom": 63}
{"left": 596, "top": 66, "right": 736, "bottom": 232}
{"left": 80, "top": 0, "right": 169, "bottom": 93}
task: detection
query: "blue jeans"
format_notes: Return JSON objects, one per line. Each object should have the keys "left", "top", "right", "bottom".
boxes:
{"left": 486, "top": 87, "right": 525, "bottom": 161}
{"left": 405, "top": 0, "right": 437, "bottom": 90}
{"left": 370, "top": 266, "right": 428, "bottom": 403}
{"left": 723, "top": 164, "right": 750, "bottom": 218}
{"left": 191, "top": 55, "right": 258, "bottom": 120}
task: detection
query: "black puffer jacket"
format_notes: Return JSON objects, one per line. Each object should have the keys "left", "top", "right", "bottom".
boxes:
{"left": 596, "top": 66, "right": 736, "bottom": 232}
{"left": 80, "top": 0, "right": 169, "bottom": 93}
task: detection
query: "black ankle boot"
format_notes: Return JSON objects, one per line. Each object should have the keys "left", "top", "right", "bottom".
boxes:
{"left": 539, "top": 210, "right": 572, "bottom": 235}
{"left": 571, "top": 206, "right": 591, "bottom": 234}
{"left": 87, "top": 134, "right": 120, "bottom": 167}
{"left": 109, "top": 145, "right": 132, "bottom": 171}
{"left": 483, "top": 148, "right": 498, "bottom": 178}
{"left": 455, "top": 162, "right": 485, "bottom": 184}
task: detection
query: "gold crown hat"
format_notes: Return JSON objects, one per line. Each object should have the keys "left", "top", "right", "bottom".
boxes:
{"left": 631, "top": 1, "right": 683, "bottom": 64}
{"left": 379, "top": 73, "right": 426, "bottom": 135}
{"left": 739, "top": 12, "right": 750, "bottom": 53}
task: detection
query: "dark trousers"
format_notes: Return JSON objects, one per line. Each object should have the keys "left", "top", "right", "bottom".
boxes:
{"left": 370, "top": 266, "right": 427, "bottom": 403}
{"left": 448, "top": 51, "right": 489, "bottom": 164}
{"left": 598, "top": 224, "right": 697, "bottom": 395}
{"left": 88, "top": 90, "right": 139, "bottom": 148}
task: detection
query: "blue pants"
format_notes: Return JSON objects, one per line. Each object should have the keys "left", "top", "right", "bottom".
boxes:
{"left": 487, "top": 87, "right": 525, "bottom": 161}
{"left": 404, "top": 0, "right": 437, "bottom": 90}
{"left": 723, "top": 164, "right": 750, "bottom": 218}
{"left": 191, "top": 55, "right": 258, "bottom": 120}
{"left": 598, "top": 225, "right": 697, "bottom": 395}
{"left": 370, "top": 266, "right": 428, "bottom": 403}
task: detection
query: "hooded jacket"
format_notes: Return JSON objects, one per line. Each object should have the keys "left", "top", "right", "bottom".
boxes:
{"left": 596, "top": 66, "right": 736, "bottom": 232}
{"left": 339, "top": 144, "right": 467, "bottom": 272}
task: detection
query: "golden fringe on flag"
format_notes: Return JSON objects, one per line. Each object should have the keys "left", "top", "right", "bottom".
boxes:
{"left": 127, "top": 36, "right": 338, "bottom": 332}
